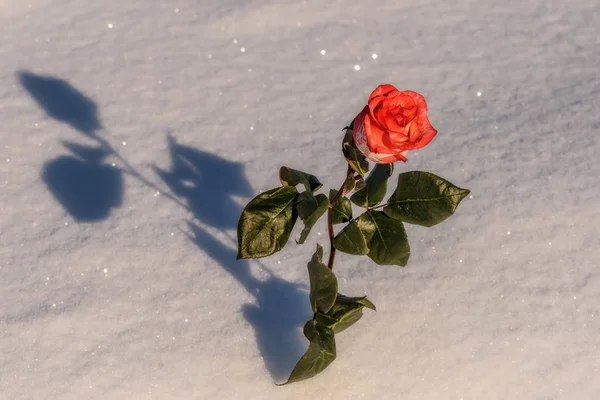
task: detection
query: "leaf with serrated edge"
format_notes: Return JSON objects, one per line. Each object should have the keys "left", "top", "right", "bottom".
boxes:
{"left": 383, "top": 171, "right": 470, "bottom": 227}
{"left": 359, "top": 211, "right": 410, "bottom": 266}
{"left": 329, "top": 189, "right": 352, "bottom": 224}
{"left": 279, "top": 166, "right": 322, "bottom": 193}
{"left": 350, "top": 163, "right": 393, "bottom": 208}
{"left": 307, "top": 245, "right": 338, "bottom": 313}
{"left": 237, "top": 186, "right": 298, "bottom": 259}
{"left": 279, "top": 320, "right": 336, "bottom": 385}
{"left": 296, "top": 192, "right": 329, "bottom": 244}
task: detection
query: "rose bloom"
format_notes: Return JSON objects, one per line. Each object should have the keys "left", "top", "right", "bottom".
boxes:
{"left": 352, "top": 84, "right": 437, "bottom": 163}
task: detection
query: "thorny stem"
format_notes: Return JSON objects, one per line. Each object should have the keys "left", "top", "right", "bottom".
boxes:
{"left": 327, "top": 166, "right": 355, "bottom": 270}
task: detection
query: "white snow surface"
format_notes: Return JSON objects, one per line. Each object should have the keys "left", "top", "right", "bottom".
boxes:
{"left": 1, "top": 1, "right": 599, "bottom": 399}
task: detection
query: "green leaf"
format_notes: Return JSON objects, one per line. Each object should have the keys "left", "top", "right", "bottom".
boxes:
{"left": 341, "top": 175, "right": 356, "bottom": 195}
{"left": 326, "top": 295, "right": 365, "bottom": 334}
{"left": 296, "top": 192, "right": 329, "bottom": 244}
{"left": 383, "top": 171, "right": 470, "bottom": 227}
{"left": 237, "top": 186, "right": 298, "bottom": 259}
{"left": 343, "top": 119, "right": 355, "bottom": 132}
{"left": 279, "top": 166, "right": 322, "bottom": 193}
{"left": 307, "top": 245, "right": 338, "bottom": 314}
{"left": 280, "top": 320, "right": 336, "bottom": 385}
{"left": 314, "top": 312, "right": 339, "bottom": 328}
{"left": 342, "top": 129, "right": 369, "bottom": 177}
{"left": 350, "top": 163, "right": 393, "bottom": 208}
{"left": 332, "top": 309, "right": 363, "bottom": 334}
{"left": 333, "top": 294, "right": 376, "bottom": 311}
{"left": 360, "top": 211, "right": 410, "bottom": 266}
{"left": 329, "top": 189, "right": 352, "bottom": 224}
{"left": 354, "top": 175, "right": 366, "bottom": 192}
{"left": 317, "top": 294, "right": 377, "bottom": 334}
{"left": 354, "top": 296, "right": 376, "bottom": 311}
{"left": 332, "top": 218, "right": 369, "bottom": 255}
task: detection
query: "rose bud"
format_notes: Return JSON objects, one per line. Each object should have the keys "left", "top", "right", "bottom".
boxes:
{"left": 352, "top": 84, "right": 438, "bottom": 163}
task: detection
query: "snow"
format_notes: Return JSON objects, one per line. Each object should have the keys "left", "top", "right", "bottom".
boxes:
{"left": 1, "top": 0, "right": 599, "bottom": 399}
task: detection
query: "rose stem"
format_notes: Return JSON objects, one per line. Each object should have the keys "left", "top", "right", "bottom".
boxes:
{"left": 327, "top": 166, "right": 354, "bottom": 270}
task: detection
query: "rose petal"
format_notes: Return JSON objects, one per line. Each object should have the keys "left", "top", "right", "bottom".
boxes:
{"left": 364, "top": 114, "right": 391, "bottom": 154}
{"left": 381, "top": 109, "right": 407, "bottom": 133}
{"left": 370, "top": 84, "right": 398, "bottom": 99}
{"left": 373, "top": 106, "right": 389, "bottom": 129}
{"left": 402, "top": 120, "right": 437, "bottom": 150}
{"left": 403, "top": 91, "right": 428, "bottom": 114}
{"left": 382, "top": 94, "right": 417, "bottom": 131}
{"left": 355, "top": 86, "right": 437, "bottom": 163}
{"left": 352, "top": 106, "right": 370, "bottom": 151}
{"left": 368, "top": 84, "right": 398, "bottom": 121}
{"left": 387, "top": 129, "right": 409, "bottom": 143}
{"left": 367, "top": 150, "right": 407, "bottom": 163}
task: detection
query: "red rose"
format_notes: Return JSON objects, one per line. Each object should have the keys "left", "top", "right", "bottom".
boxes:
{"left": 352, "top": 84, "right": 437, "bottom": 163}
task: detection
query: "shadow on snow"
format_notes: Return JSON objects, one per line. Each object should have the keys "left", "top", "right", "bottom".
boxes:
{"left": 17, "top": 70, "right": 122, "bottom": 221}
{"left": 18, "top": 69, "right": 310, "bottom": 380}
{"left": 156, "top": 136, "right": 311, "bottom": 381}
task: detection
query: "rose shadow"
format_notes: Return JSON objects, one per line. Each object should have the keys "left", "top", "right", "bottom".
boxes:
{"left": 155, "top": 138, "right": 311, "bottom": 380}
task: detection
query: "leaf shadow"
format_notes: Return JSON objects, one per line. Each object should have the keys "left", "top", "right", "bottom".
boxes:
{"left": 17, "top": 70, "right": 123, "bottom": 221}
{"left": 18, "top": 68, "right": 312, "bottom": 378}
{"left": 156, "top": 137, "right": 311, "bottom": 380}
{"left": 42, "top": 141, "right": 123, "bottom": 221}
{"left": 18, "top": 70, "right": 102, "bottom": 136}
{"left": 154, "top": 136, "right": 252, "bottom": 230}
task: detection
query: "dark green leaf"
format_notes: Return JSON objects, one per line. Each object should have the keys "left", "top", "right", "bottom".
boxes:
{"left": 323, "top": 294, "right": 377, "bottom": 334}
{"left": 383, "top": 171, "right": 470, "bottom": 227}
{"left": 279, "top": 166, "right": 322, "bottom": 193}
{"left": 237, "top": 186, "right": 298, "bottom": 259}
{"left": 280, "top": 320, "right": 336, "bottom": 385}
{"left": 333, "top": 294, "right": 377, "bottom": 311}
{"left": 354, "top": 175, "right": 366, "bottom": 192}
{"left": 350, "top": 163, "right": 393, "bottom": 208}
{"left": 342, "top": 119, "right": 355, "bottom": 132}
{"left": 296, "top": 192, "right": 329, "bottom": 244}
{"left": 326, "top": 300, "right": 363, "bottom": 334}
{"left": 360, "top": 211, "right": 410, "bottom": 266}
{"left": 341, "top": 175, "right": 356, "bottom": 195}
{"left": 314, "top": 312, "right": 339, "bottom": 329}
{"left": 332, "top": 309, "right": 363, "bottom": 334}
{"left": 355, "top": 296, "right": 376, "bottom": 311}
{"left": 332, "top": 218, "right": 369, "bottom": 255}
{"left": 342, "top": 129, "right": 369, "bottom": 177}
{"left": 307, "top": 245, "right": 338, "bottom": 314}
{"left": 329, "top": 189, "right": 352, "bottom": 224}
